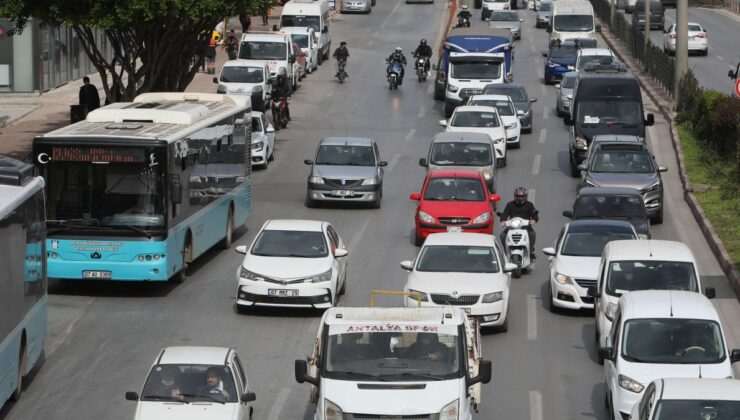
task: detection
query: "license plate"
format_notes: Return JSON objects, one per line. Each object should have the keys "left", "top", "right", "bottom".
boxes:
{"left": 462, "top": 308, "right": 471, "bottom": 314}
{"left": 447, "top": 226, "right": 462, "bottom": 233}
{"left": 332, "top": 189, "right": 355, "bottom": 197}
{"left": 83, "top": 271, "right": 112, "bottom": 279}
{"left": 268, "top": 289, "right": 298, "bottom": 297}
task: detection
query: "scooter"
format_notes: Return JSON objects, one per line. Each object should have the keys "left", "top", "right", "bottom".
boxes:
{"left": 386, "top": 61, "right": 403, "bottom": 90}
{"left": 415, "top": 56, "right": 430, "bottom": 82}
{"left": 497, "top": 216, "right": 534, "bottom": 278}
{"left": 336, "top": 59, "right": 347, "bottom": 83}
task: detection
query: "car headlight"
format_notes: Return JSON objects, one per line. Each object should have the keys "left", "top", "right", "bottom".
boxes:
{"left": 408, "top": 289, "right": 429, "bottom": 302}
{"left": 418, "top": 210, "right": 435, "bottom": 224}
{"left": 252, "top": 141, "right": 264, "bottom": 151}
{"left": 575, "top": 136, "right": 588, "bottom": 150}
{"left": 439, "top": 399, "right": 459, "bottom": 420}
{"left": 641, "top": 180, "right": 661, "bottom": 193}
{"left": 447, "top": 85, "right": 459, "bottom": 93}
{"left": 240, "top": 267, "right": 264, "bottom": 281}
{"left": 618, "top": 374, "right": 644, "bottom": 393}
{"left": 307, "top": 268, "right": 333, "bottom": 283}
{"left": 472, "top": 212, "right": 490, "bottom": 224}
{"left": 554, "top": 273, "right": 573, "bottom": 285}
{"left": 482, "top": 169, "right": 493, "bottom": 180}
{"left": 308, "top": 176, "right": 324, "bottom": 184}
{"left": 584, "top": 179, "right": 600, "bottom": 188}
{"left": 324, "top": 398, "right": 343, "bottom": 420}
{"left": 492, "top": 137, "right": 505, "bottom": 144}
{"left": 482, "top": 291, "right": 503, "bottom": 303}
{"left": 361, "top": 177, "right": 378, "bottom": 185}
{"left": 605, "top": 302, "right": 617, "bottom": 321}
{"left": 561, "top": 96, "right": 571, "bottom": 103}
{"left": 509, "top": 121, "right": 518, "bottom": 129}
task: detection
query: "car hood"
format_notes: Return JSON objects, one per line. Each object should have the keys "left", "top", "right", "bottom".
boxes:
{"left": 406, "top": 271, "right": 507, "bottom": 295}
{"left": 552, "top": 255, "right": 601, "bottom": 279}
{"left": 322, "top": 378, "right": 462, "bottom": 415}
{"left": 218, "top": 82, "right": 261, "bottom": 94}
{"left": 447, "top": 126, "right": 507, "bottom": 141}
{"left": 135, "top": 402, "right": 238, "bottom": 420}
{"left": 585, "top": 172, "right": 658, "bottom": 191}
{"left": 512, "top": 102, "right": 529, "bottom": 113}
{"left": 243, "top": 255, "right": 331, "bottom": 279}
{"left": 420, "top": 199, "right": 490, "bottom": 219}
{"left": 312, "top": 165, "right": 377, "bottom": 180}
{"left": 619, "top": 362, "right": 731, "bottom": 389}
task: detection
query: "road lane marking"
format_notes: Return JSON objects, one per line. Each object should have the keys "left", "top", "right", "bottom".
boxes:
{"left": 325, "top": 91, "right": 333, "bottom": 98}
{"left": 527, "top": 294, "right": 538, "bottom": 340}
{"left": 540, "top": 84, "right": 547, "bottom": 96}
{"left": 404, "top": 128, "right": 416, "bottom": 142}
{"left": 380, "top": 0, "right": 402, "bottom": 29}
{"left": 388, "top": 153, "right": 400, "bottom": 171}
{"left": 528, "top": 189, "right": 536, "bottom": 205}
{"left": 266, "top": 387, "right": 292, "bottom": 420}
{"left": 542, "top": 106, "right": 549, "bottom": 120}
{"left": 418, "top": 103, "right": 426, "bottom": 118}
{"left": 529, "top": 390, "right": 543, "bottom": 420}
{"left": 532, "top": 154, "right": 541, "bottom": 175}
{"left": 349, "top": 218, "right": 371, "bottom": 252}
{"left": 717, "top": 55, "right": 724, "bottom": 61}
{"left": 538, "top": 128, "right": 546, "bottom": 144}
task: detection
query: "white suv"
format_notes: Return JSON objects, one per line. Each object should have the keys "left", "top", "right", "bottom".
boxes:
{"left": 238, "top": 32, "right": 299, "bottom": 92}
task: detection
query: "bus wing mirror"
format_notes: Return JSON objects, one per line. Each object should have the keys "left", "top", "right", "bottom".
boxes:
{"left": 171, "top": 177, "right": 183, "bottom": 204}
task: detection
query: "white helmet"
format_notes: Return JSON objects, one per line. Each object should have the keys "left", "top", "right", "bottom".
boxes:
{"left": 395, "top": 46, "right": 402, "bottom": 52}
{"left": 462, "top": 4, "right": 469, "bottom": 9}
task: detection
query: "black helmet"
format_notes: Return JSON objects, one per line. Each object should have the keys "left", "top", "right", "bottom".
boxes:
{"left": 340, "top": 41, "right": 347, "bottom": 46}
{"left": 420, "top": 39, "right": 427, "bottom": 45}
{"left": 514, "top": 187, "right": 528, "bottom": 203}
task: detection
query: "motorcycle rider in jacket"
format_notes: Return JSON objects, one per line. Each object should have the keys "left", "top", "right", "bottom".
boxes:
{"left": 413, "top": 39, "right": 433, "bottom": 73}
{"left": 386, "top": 46, "right": 407, "bottom": 85}
{"left": 499, "top": 187, "right": 539, "bottom": 258}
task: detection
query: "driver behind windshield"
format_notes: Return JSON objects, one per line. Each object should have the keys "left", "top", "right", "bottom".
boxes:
{"left": 197, "top": 367, "right": 230, "bottom": 400}
{"left": 674, "top": 324, "right": 720, "bottom": 359}
{"left": 407, "top": 333, "right": 449, "bottom": 361}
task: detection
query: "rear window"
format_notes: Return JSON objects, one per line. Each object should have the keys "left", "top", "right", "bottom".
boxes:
{"left": 635, "top": 1, "right": 664, "bottom": 11}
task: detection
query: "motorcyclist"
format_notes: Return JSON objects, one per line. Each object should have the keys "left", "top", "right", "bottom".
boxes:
{"left": 332, "top": 41, "right": 350, "bottom": 78}
{"left": 271, "top": 67, "right": 291, "bottom": 121}
{"left": 412, "top": 39, "right": 433, "bottom": 73}
{"left": 499, "top": 187, "right": 539, "bottom": 259}
{"left": 457, "top": 5, "right": 472, "bottom": 24}
{"left": 386, "top": 46, "right": 407, "bottom": 85}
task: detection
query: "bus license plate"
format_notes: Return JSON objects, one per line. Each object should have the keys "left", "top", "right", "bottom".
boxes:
{"left": 268, "top": 289, "right": 298, "bottom": 297}
{"left": 447, "top": 226, "right": 462, "bottom": 233}
{"left": 83, "top": 271, "right": 112, "bottom": 279}
{"left": 332, "top": 190, "right": 354, "bottom": 197}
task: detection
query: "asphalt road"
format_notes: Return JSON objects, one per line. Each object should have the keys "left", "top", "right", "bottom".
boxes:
{"left": 1, "top": 1, "right": 736, "bottom": 420}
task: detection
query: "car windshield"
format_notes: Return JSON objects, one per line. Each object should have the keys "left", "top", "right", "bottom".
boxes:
{"left": 469, "top": 99, "right": 515, "bottom": 116}
{"left": 576, "top": 101, "right": 643, "bottom": 125}
{"left": 573, "top": 195, "right": 645, "bottom": 219}
{"left": 577, "top": 54, "right": 615, "bottom": 69}
{"left": 417, "top": 245, "right": 500, "bottom": 273}
{"left": 450, "top": 111, "right": 501, "bottom": 128}
{"left": 140, "top": 364, "right": 238, "bottom": 403}
{"left": 621, "top": 319, "right": 725, "bottom": 364}
{"left": 324, "top": 327, "right": 461, "bottom": 381}
{"left": 251, "top": 230, "right": 328, "bottom": 258}
{"left": 450, "top": 62, "right": 502, "bottom": 79}
{"left": 430, "top": 142, "right": 492, "bottom": 166}
{"left": 553, "top": 15, "right": 594, "bottom": 31}
{"left": 549, "top": 45, "right": 578, "bottom": 59}
{"left": 539, "top": 3, "right": 552, "bottom": 11}
{"left": 485, "top": 86, "right": 526, "bottom": 101}
{"left": 280, "top": 15, "right": 321, "bottom": 31}
{"left": 606, "top": 261, "right": 698, "bottom": 297}
{"left": 492, "top": 12, "right": 518, "bottom": 21}
{"left": 220, "top": 66, "right": 264, "bottom": 83}
{"left": 589, "top": 149, "right": 654, "bottom": 173}
{"left": 560, "top": 231, "right": 636, "bottom": 256}
{"left": 561, "top": 75, "right": 576, "bottom": 88}
{"left": 653, "top": 400, "right": 740, "bottom": 420}
{"left": 238, "top": 41, "right": 287, "bottom": 60}
{"left": 315, "top": 145, "right": 376, "bottom": 166}
{"left": 291, "top": 34, "right": 309, "bottom": 48}
{"left": 423, "top": 177, "right": 486, "bottom": 201}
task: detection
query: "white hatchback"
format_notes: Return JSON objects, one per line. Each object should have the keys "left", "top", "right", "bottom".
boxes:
{"left": 440, "top": 105, "right": 508, "bottom": 168}
{"left": 250, "top": 111, "right": 275, "bottom": 169}
{"left": 467, "top": 94, "right": 522, "bottom": 149}
{"left": 126, "top": 346, "right": 256, "bottom": 420}
{"left": 235, "top": 219, "right": 348, "bottom": 309}
{"left": 401, "top": 232, "right": 515, "bottom": 331}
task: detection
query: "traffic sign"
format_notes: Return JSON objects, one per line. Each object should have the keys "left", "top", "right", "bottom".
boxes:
{"left": 735, "top": 79, "right": 740, "bottom": 97}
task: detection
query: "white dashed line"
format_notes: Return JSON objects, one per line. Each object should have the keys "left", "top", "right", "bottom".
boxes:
{"left": 380, "top": 0, "right": 402, "bottom": 29}
{"left": 717, "top": 55, "right": 724, "bottom": 61}
{"left": 542, "top": 106, "right": 549, "bottom": 120}
{"left": 349, "top": 218, "right": 371, "bottom": 252}
{"left": 325, "top": 91, "right": 333, "bottom": 98}
{"left": 528, "top": 188, "right": 536, "bottom": 205}
{"left": 418, "top": 103, "right": 426, "bottom": 118}
{"left": 540, "top": 84, "right": 547, "bottom": 96}
{"left": 527, "top": 294, "right": 538, "bottom": 340}
{"left": 529, "top": 390, "right": 543, "bottom": 420}
{"left": 404, "top": 128, "right": 416, "bottom": 142}
{"left": 387, "top": 153, "right": 400, "bottom": 171}
{"left": 266, "top": 387, "right": 292, "bottom": 420}
{"left": 538, "top": 128, "right": 546, "bottom": 144}
{"left": 532, "top": 154, "right": 541, "bottom": 175}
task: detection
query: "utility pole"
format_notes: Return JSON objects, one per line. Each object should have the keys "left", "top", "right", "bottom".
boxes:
{"left": 674, "top": 0, "right": 689, "bottom": 102}
{"left": 644, "top": 0, "right": 650, "bottom": 54}
{"left": 610, "top": 0, "right": 615, "bottom": 27}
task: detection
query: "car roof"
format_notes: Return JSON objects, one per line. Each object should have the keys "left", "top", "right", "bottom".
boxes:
{"left": 485, "top": 83, "right": 525, "bottom": 91}
{"left": 428, "top": 169, "right": 483, "bottom": 179}
{"left": 423, "top": 232, "right": 497, "bottom": 247}
{"left": 565, "top": 220, "right": 636, "bottom": 234}
{"left": 322, "top": 307, "right": 466, "bottom": 326}
{"left": 578, "top": 48, "right": 613, "bottom": 56}
{"left": 619, "top": 290, "right": 717, "bottom": 321}
{"left": 280, "top": 26, "right": 314, "bottom": 34}
{"left": 454, "top": 105, "right": 500, "bottom": 114}
{"left": 469, "top": 94, "right": 513, "bottom": 102}
{"left": 657, "top": 378, "right": 740, "bottom": 401}
{"left": 320, "top": 136, "right": 374, "bottom": 146}
{"left": 562, "top": 71, "right": 578, "bottom": 80}
{"left": 240, "top": 32, "right": 288, "bottom": 42}
{"left": 158, "top": 346, "right": 231, "bottom": 365}
{"left": 263, "top": 219, "right": 325, "bottom": 232}
{"left": 222, "top": 59, "right": 269, "bottom": 68}
{"left": 577, "top": 186, "right": 641, "bottom": 196}
{"left": 432, "top": 131, "right": 493, "bottom": 144}
{"left": 591, "top": 134, "right": 643, "bottom": 143}
{"left": 604, "top": 239, "right": 696, "bottom": 262}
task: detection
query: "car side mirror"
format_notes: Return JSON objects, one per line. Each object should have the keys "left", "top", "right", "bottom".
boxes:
{"left": 266, "top": 124, "right": 275, "bottom": 133}
{"left": 577, "top": 163, "right": 587, "bottom": 171}
{"left": 379, "top": 161, "right": 388, "bottom": 167}
{"left": 645, "top": 113, "right": 655, "bottom": 126}
{"left": 241, "top": 392, "right": 257, "bottom": 403}
{"left": 542, "top": 51, "right": 548, "bottom": 57}
{"left": 657, "top": 166, "right": 668, "bottom": 172}
{"left": 542, "top": 247, "right": 556, "bottom": 256}
{"left": 517, "top": 109, "right": 525, "bottom": 116}
{"left": 419, "top": 158, "right": 428, "bottom": 167}
{"left": 729, "top": 69, "right": 736, "bottom": 79}
{"left": 235, "top": 245, "right": 248, "bottom": 254}
{"left": 562, "top": 210, "right": 573, "bottom": 218}
{"left": 438, "top": 119, "right": 448, "bottom": 127}
{"left": 125, "top": 391, "right": 139, "bottom": 401}
{"left": 489, "top": 194, "right": 501, "bottom": 202}
{"left": 530, "top": 97, "right": 538, "bottom": 103}
{"left": 468, "top": 360, "right": 492, "bottom": 386}
{"left": 334, "top": 248, "right": 348, "bottom": 258}
{"left": 503, "top": 262, "right": 517, "bottom": 272}
{"left": 171, "top": 177, "right": 183, "bottom": 204}
{"left": 294, "top": 359, "right": 319, "bottom": 386}
{"left": 410, "top": 192, "right": 421, "bottom": 200}
{"left": 400, "top": 260, "right": 414, "bottom": 270}
{"left": 598, "top": 347, "right": 614, "bottom": 362}
{"left": 704, "top": 287, "right": 716, "bottom": 299}
{"left": 731, "top": 349, "right": 740, "bottom": 364}
{"left": 213, "top": 77, "right": 219, "bottom": 84}
{"left": 304, "top": 159, "right": 313, "bottom": 165}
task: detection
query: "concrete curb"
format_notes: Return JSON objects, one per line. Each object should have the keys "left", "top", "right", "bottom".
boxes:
{"left": 597, "top": 17, "right": 740, "bottom": 301}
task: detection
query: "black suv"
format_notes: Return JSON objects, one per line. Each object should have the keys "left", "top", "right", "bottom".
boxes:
{"left": 562, "top": 187, "right": 651, "bottom": 238}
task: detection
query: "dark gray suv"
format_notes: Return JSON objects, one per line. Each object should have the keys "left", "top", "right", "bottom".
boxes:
{"left": 483, "top": 83, "right": 537, "bottom": 133}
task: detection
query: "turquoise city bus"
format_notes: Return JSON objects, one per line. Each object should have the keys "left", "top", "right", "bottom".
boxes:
{"left": 32, "top": 92, "right": 252, "bottom": 282}
{"left": 0, "top": 157, "right": 47, "bottom": 407}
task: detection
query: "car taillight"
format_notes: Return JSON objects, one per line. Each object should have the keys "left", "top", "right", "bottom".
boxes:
{"left": 696, "top": 33, "right": 707, "bottom": 39}
{"left": 670, "top": 34, "right": 676, "bottom": 39}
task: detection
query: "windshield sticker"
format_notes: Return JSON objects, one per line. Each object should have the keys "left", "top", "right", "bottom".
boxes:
{"left": 584, "top": 116, "right": 600, "bottom": 123}
{"left": 329, "top": 324, "right": 458, "bottom": 335}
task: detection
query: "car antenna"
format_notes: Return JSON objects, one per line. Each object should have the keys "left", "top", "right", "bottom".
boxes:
{"left": 669, "top": 291, "right": 674, "bottom": 317}
{"left": 648, "top": 239, "right": 653, "bottom": 258}
{"left": 698, "top": 364, "right": 702, "bottom": 378}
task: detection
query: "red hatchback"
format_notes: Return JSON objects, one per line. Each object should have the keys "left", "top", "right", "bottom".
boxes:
{"left": 410, "top": 169, "right": 501, "bottom": 246}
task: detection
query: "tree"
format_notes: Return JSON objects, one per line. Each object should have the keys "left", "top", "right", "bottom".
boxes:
{"left": 0, "top": 0, "right": 253, "bottom": 101}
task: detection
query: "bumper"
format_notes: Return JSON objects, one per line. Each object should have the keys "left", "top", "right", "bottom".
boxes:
{"left": 236, "top": 283, "right": 334, "bottom": 308}
{"left": 406, "top": 298, "right": 507, "bottom": 326}
{"left": 614, "top": 387, "right": 642, "bottom": 419}
{"left": 416, "top": 222, "right": 494, "bottom": 239}
{"left": 519, "top": 113, "right": 532, "bottom": 130}
{"left": 307, "top": 183, "right": 381, "bottom": 202}
{"left": 48, "top": 258, "right": 169, "bottom": 281}
{"left": 558, "top": 99, "right": 571, "bottom": 115}
{"left": 550, "top": 279, "right": 595, "bottom": 310}
{"left": 642, "top": 190, "right": 663, "bottom": 216}
{"left": 544, "top": 66, "right": 571, "bottom": 81}
{"left": 251, "top": 147, "right": 268, "bottom": 166}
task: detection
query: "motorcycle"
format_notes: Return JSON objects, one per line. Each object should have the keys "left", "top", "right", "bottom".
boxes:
{"left": 415, "top": 56, "right": 430, "bottom": 82}
{"left": 457, "top": 16, "right": 471, "bottom": 27}
{"left": 336, "top": 59, "right": 347, "bottom": 83}
{"left": 386, "top": 61, "right": 404, "bottom": 90}
{"left": 271, "top": 96, "right": 289, "bottom": 130}
{"left": 497, "top": 216, "right": 535, "bottom": 278}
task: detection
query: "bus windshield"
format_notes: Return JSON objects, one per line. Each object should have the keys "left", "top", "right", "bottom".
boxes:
{"left": 553, "top": 15, "right": 594, "bottom": 32}
{"left": 238, "top": 41, "right": 287, "bottom": 60}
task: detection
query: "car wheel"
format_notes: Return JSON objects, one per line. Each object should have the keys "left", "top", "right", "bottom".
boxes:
{"left": 305, "top": 193, "right": 316, "bottom": 208}
{"left": 339, "top": 270, "right": 347, "bottom": 295}
{"left": 496, "top": 156, "right": 507, "bottom": 168}
{"left": 371, "top": 188, "right": 382, "bottom": 209}
{"left": 261, "top": 151, "right": 270, "bottom": 169}
{"left": 652, "top": 208, "right": 663, "bottom": 225}
{"left": 269, "top": 146, "right": 275, "bottom": 161}
{"left": 444, "top": 102, "right": 454, "bottom": 118}
{"left": 556, "top": 106, "right": 564, "bottom": 118}
{"left": 548, "top": 282, "right": 560, "bottom": 314}
{"left": 497, "top": 314, "right": 508, "bottom": 333}
{"left": 414, "top": 230, "right": 424, "bottom": 246}
{"left": 569, "top": 156, "right": 580, "bottom": 177}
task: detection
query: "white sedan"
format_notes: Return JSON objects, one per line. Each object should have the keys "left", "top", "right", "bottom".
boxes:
{"left": 467, "top": 94, "right": 522, "bottom": 149}
{"left": 235, "top": 219, "right": 348, "bottom": 310}
{"left": 440, "top": 105, "right": 508, "bottom": 167}
{"left": 401, "top": 232, "right": 515, "bottom": 331}
{"left": 663, "top": 23, "right": 708, "bottom": 56}
{"left": 251, "top": 111, "right": 275, "bottom": 169}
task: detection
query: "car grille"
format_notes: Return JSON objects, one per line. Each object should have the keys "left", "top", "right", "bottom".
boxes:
{"left": 575, "top": 278, "right": 597, "bottom": 289}
{"left": 263, "top": 276, "right": 306, "bottom": 285}
{"left": 323, "top": 178, "right": 363, "bottom": 188}
{"left": 438, "top": 217, "right": 470, "bottom": 225}
{"left": 459, "top": 88, "right": 483, "bottom": 99}
{"left": 348, "top": 415, "right": 434, "bottom": 419}
{"left": 430, "top": 294, "right": 480, "bottom": 305}
{"left": 511, "top": 233, "right": 523, "bottom": 243}
{"left": 243, "top": 292, "right": 328, "bottom": 305}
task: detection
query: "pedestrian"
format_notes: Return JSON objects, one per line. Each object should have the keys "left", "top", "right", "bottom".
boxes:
{"left": 239, "top": 12, "right": 251, "bottom": 33}
{"left": 223, "top": 29, "right": 239, "bottom": 60}
{"left": 260, "top": 1, "right": 270, "bottom": 26}
{"left": 78, "top": 76, "right": 100, "bottom": 114}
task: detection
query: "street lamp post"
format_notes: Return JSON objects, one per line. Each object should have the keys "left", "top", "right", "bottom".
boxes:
{"left": 674, "top": 0, "right": 689, "bottom": 102}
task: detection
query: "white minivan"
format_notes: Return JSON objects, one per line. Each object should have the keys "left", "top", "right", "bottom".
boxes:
{"left": 601, "top": 290, "right": 740, "bottom": 420}
{"left": 214, "top": 59, "right": 271, "bottom": 112}
{"left": 548, "top": 0, "right": 598, "bottom": 41}
{"left": 238, "top": 32, "right": 299, "bottom": 92}
{"left": 594, "top": 239, "right": 715, "bottom": 351}
{"left": 295, "top": 306, "right": 492, "bottom": 419}
{"left": 280, "top": 0, "right": 332, "bottom": 64}
{"left": 281, "top": 26, "right": 319, "bottom": 73}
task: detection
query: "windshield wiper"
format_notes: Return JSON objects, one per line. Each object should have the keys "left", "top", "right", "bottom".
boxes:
{"left": 330, "top": 371, "right": 389, "bottom": 381}
{"left": 141, "top": 395, "right": 190, "bottom": 404}
{"left": 179, "top": 394, "right": 226, "bottom": 404}
{"left": 110, "top": 224, "right": 152, "bottom": 239}
{"left": 47, "top": 224, "right": 108, "bottom": 235}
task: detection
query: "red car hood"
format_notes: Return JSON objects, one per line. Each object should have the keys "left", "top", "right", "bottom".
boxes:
{"left": 420, "top": 199, "right": 491, "bottom": 219}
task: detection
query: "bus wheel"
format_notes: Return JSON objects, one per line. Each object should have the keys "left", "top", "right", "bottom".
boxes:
{"left": 220, "top": 208, "right": 234, "bottom": 249}
{"left": 172, "top": 238, "right": 192, "bottom": 284}
{"left": 10, "top": 342, "right": 26, "bottom": 401}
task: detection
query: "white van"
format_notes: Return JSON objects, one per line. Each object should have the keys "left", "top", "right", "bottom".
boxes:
{"left": 294, "top": 306, "right": 492, "bottom": 419}
{"left": 238, "top": 32, "right": 299, "bottom": 92}
{"left": 280, "top": 0, "right": 332, "bottom": 64}
{"left": 601, "top": 290, "right": 740, "bottom": 420}
{"left": 214, "top": 59, "right": 271, "bottom": 111}
{"left": 281, "top": 26, "right": 319, "bottom": 73}
{"left": 594, "top": 240, "right": 715, "bottom": 351}
{"left": 548, "top": 0, "right": 598, "bottom": 41}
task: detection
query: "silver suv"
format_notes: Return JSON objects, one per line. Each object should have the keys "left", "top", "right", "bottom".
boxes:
{"left": 304, "top": 137, "right": 387, "bottom": 208}
{"left": 419, "top": 132, "right": 498, "bottom": 194}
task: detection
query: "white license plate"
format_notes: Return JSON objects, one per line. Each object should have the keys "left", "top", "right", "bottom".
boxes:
{"left": 332, "top": 190, "right": 355, "bottom": 197}
{"left": 268, "top": 289, "right": 299, "bottom": 297}
{"left": 447, "top": 226, "right": 462, "bottom": 233}
{"left": 83, "top": 271, "right": 112, "bottom": 279}
{"left": 462, "top": 308, "right": 471, "bottom": 314}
